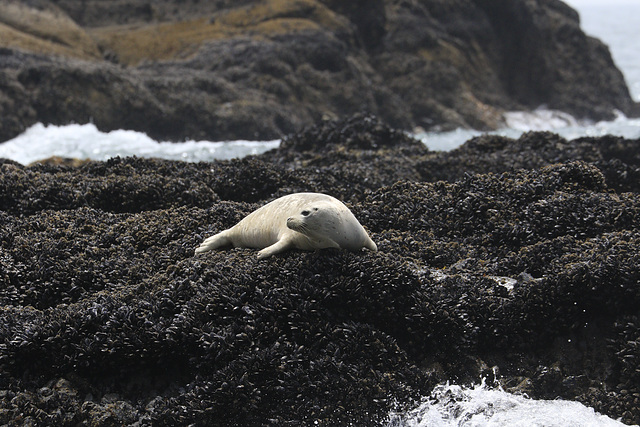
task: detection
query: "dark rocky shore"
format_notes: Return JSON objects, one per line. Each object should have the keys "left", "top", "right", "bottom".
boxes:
{"left": 2, "top": 0, "right": 640, "bottom": 424}
{"left": 1, "top": 0, "right": 639, "bottom": 142}
{"left": 1, "top": 115, "right": 640, "bottom": 425}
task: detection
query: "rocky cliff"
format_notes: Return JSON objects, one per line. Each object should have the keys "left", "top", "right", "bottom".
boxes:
{"left": 0, "top": 0, "right": 637, "bottom": 142}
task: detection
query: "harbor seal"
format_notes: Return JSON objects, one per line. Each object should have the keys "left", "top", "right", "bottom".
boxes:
{"left": 195, "top": 193, "right": 377, "bottom": 259}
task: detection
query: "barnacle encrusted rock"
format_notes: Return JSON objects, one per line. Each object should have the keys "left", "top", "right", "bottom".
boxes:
{"left": 1, "top": 115, "right": 640, "bottom": 425}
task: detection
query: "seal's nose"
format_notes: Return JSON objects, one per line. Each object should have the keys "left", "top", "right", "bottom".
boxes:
{"left": 286, "top": 217, "right": 300, "bottom": 231}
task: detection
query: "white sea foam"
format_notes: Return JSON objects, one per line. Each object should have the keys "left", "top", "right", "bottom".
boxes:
{"left": 0, "top": 123, "right": 279, "bottom": 165}
{"left": 417, "top": 108, "right": 640, "bottom": 152}
{"left": 503, "top": 108, "right": 581, "bottom": 130}
{"left": 387, "top": 383, "right": 633, "bottom": 427}
{"left": 1, "top": 108, "right": 638, "bottom": 164}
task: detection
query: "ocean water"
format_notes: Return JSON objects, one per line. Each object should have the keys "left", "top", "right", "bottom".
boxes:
{"left": 1, "top": 109, "right": 638, "bottom": 164}
{"left": 1, "top": 2, "right": 639, "bottom": 426}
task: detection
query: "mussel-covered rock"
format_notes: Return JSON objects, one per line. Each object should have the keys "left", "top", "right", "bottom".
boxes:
{"left": 1, "top": 115, "right": 640, "bottom": 424}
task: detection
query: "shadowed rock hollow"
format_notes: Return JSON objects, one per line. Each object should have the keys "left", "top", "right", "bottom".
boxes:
{"left": 1, "top": 115, "right": 640, "bottom": 425}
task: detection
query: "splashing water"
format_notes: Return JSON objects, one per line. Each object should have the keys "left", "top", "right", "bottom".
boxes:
{"left": 0, "top": 123, "right": 279, "bottom": 165}
{"left": 387, "top": 382, "right": 631, "bottom": 427}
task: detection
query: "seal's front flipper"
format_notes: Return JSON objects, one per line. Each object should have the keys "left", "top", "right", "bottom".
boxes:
{"left": 364, "top": 236, "right": 377, "bottom": 252}
{"left": 195, "top": 231, "right": 231, "bottom": 254}
{"left": 257, "top": 237, "right": 292, "bottom": 259}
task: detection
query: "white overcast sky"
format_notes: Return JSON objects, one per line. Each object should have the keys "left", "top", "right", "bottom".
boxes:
{"left": 564, "top": 0, "right": 637, "bottom": 5}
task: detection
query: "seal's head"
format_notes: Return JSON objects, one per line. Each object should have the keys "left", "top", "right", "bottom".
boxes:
{"left": 286, "top": 205, "right": 333, "bottom": 239}
{"left": 286, "top": 202, "right": 377, "bottom": 252}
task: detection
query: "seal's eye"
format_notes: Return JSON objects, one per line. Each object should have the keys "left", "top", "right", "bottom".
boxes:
{"left": 301, "top": 210, "right": 310, "bottom": 216}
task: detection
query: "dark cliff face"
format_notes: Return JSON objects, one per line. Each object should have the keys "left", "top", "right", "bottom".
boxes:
{"left": 473, "top": 0, "right": 634, "bottom": 117}
{"left": 0, "top": 0, "right": 637, "bottom": 142}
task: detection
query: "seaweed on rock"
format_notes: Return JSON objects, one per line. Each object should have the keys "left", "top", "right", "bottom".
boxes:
{"left": 1, "top": 115, "right": 640, "bottom": 424}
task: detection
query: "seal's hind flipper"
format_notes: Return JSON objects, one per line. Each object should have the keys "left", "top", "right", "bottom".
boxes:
{"left": 195, "top": 231, "right": 231, "bottom": 254}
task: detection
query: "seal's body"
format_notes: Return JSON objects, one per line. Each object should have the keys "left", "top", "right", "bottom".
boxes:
{"left": 195, "top": 193, "right": 377, "bottom": 259}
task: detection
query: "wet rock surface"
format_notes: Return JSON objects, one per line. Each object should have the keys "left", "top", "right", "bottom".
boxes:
{"left": 1, "top": 115, "right": 640, "bottom": 425}
{"left": 1, "top": 0, "right": 638, "bottom": 142}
